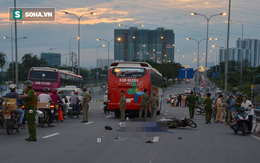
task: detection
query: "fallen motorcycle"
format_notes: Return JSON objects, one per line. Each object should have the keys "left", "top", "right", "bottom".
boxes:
{"left": 160, "top": 117, "right": 197, "bottom": 128}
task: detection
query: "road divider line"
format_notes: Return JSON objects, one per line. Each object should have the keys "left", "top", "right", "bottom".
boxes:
{"left": 153, "top": 136, "right": 159, "bottom": 142}
{"left": 165, "top": 113, "right": 167, "bottom": 116}
{"left": 84, "top": 122, "right": 93, "bottom": 125}
{"left": 106, "top": 115, "right": 112, "bottom": 118}
{"left": 42, "top": 133, "right": 60, "bottom": 139}
{"left": 250, "top": 134, "right": 260, "bottom": 141}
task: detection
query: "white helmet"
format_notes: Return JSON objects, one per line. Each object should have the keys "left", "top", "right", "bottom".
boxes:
{"left": 9, "top": 84, "right": 17, "bottom": 90}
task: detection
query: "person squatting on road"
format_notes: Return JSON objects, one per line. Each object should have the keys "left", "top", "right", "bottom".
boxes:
{"left": 38, "top": 88, "right": 54, "bottom": 127}
{"left": 241, "top": 94, "right": 254, "bottom": 134}
{"left": 119, "top": 91, "right": 126, "bottom": 121}
{"left": 5, "top": 84, "right": 24, "bottom": 126}
{"left": 226, "top": 94, "right": 235, "bottom": 125}
{"left": 203, "top": 93, "right": 213, "bottom": 124}
{"left": 150, "top": 92, "right": 159, "bottom": 118}
{"left": 139, "top": 89, "right": 150, "bottom": 118}
{"left": 215, "top": 94, "right": 224, "bottom": 123}
{"left": 50, "top": 89, "right": 64, "bottom": 122}
{"left": 187, "top": 91, "right": 196, "bottom": 119}
{"left": 82, "top": 87, "right": 92, "bottom": 123}
{"left": 20, "top": 80, "right": 38, "bottom": 141}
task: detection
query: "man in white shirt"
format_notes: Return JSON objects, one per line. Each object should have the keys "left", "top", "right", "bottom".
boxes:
{"left": 38, "top": 88, "right": 54, "bottom": 127}
{"left": 241, "top": 94, "right": 253, "bottom": 134}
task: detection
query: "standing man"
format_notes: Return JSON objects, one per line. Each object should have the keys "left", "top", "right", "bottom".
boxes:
{"left": 234, "top": 93, "right": 243, "bottom": 111}
{"left": 241, "top": 95, "right": 253, "bottom": 134}
{"left": 20, "top": 80, "right": 37, "bottom": 142}
{"left": 203, "top": 93, "right": 213, "bottom": 124}
{"left": 226, "top": 94, "right": 235, "bottom": 125}
{"left": 215, "top": 94, "right": 224, "bottom": 123}
{"left": 150, "top": 92, "right": 159, "bottom": 118}
{"left": 139, "top": 89, "right": 150, "bottom": 118}
{"left": 82, "top": 87, "right": 92, "bottom": 123}
{"left": 187, "top": 91, "right": 196, "bottom": 119}
{"left": 177, "top": 94, "right": 182, "bottom": 107}
{"left": 119, "top": 91, "right": 126, "bottom": 121}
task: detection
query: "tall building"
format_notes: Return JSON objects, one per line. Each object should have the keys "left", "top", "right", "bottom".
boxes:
{"left": 219, "top": 46, "right": 250, "bottom": 64}
{"left": 114, "top": 27, "right": 175, "bottom": 63}
{"left": 41, "top": 52, "right": 61, "bottom": 67}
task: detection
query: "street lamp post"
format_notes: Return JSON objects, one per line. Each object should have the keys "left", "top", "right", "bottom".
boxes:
{"left": 231, "top": 20, "right": 244, "bottom": 85}
{"left": 10, "top": 21, "right": 24, "bottom": 83}
{"left": 96, "top": 44, "right": 105, "bottom": 86}
{"left": 186, "top": 37, "right": 209, "bottom": 94}
{"left": 69, "top": 38, "right": 77, "bottom": 71}
{"left": 3, "top": 36, "right": 27, "bottom": 84}
{"left": 191, "top": 11, "right": 226, "bottom": 94}
{"left": 62, "top": 11, "right": 96, "bottom": 75}
{"left": 96, "top": 38, "right": 116, "bottom": 80}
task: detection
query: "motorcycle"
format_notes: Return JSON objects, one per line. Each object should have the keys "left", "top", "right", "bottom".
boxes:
{"left": 68, "top": 103, "right": 79, "bottom": 118}
{"left": 167, "top": 98, "right": 171, "bottom": 104}
{"left": 195, "top": 104, "right": 205, "bottom": 116}
{"left": 160, "top": 117, "right": 197, "bottom": 128}
{"left": 4, "top": 109, "right": 22, "bottom": 135}
{"left": 229, "top": 106, "right": 249, "bottom": 136}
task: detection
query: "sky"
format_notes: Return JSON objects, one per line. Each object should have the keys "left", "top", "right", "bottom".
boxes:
{"left": 0, "top": 0, "right": 260, "bottom": 69}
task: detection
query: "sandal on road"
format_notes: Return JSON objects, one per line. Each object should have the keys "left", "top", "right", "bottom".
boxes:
{"left": 48, "top": 124, "right": 55, "bottom": 127}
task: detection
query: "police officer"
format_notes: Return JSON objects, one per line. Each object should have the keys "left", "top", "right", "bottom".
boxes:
{"left": 82, "top": 87, "right": 92, "bottom": 123}
{"left": 150, "top": 93, "right": 159, "bottom": 118}
{"left": 187, "top": 91, "right": 196, "bottom": 119}
{"left": 139, "top": 89, "right": 150, "bottom": 118}
{"left": 119, "top": 90, "right": 126, "bottom": 121}
{"left": 234, "top": 92, "right": 243, "bottom": 111}
{"left": 20, "top": 80, "right": 37, "bottom": 141}
{"left": 203, "top": 93, "right": 213, "bottom": 124}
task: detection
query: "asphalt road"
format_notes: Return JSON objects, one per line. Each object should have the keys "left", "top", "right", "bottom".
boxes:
{"left": 0, "top": 80, "right": 260, "bottom": 163}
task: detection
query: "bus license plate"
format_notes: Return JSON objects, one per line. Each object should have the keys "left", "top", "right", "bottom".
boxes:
{"left": 4, "top": 114, "right": 11, "bottom": 119}
{"left": 126, "top": 98, "right": 131, "bottom": 102}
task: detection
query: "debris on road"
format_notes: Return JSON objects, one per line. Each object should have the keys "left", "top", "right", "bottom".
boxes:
{"left": 178, "top": 137, "right": 182, "bottom": 140}
{"left": 105, "top": 126, "right": 113, "bottom": 130}
{"left": 97, "top": 138, "right": 101, "bottom": 143}
{"left": 146, "top": 140, "right": 153, "bottom": 143}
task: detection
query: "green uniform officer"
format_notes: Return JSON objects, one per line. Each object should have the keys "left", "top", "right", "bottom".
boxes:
{"left": 82, "top": 87, "right": 92, "bottom": 123}
{"left": 139, "top": 89, "right": 150, "bottom": 118}
{"left": 187, "top": 91, "right": 196, "bottom": 119}
{"left": 234, "top": 92, "right": 243, "bottom": 111}
{"left": 20, "top": 80, "right": 37, "bottom": 142}
{"left": 119, "top": 91, "right": 126, "bottom": 121}
{"left": 150, "top": 93, "right": 159, "bottom": 118}
{"left": 203, "top": 93, "right": 213, "bottom": 124}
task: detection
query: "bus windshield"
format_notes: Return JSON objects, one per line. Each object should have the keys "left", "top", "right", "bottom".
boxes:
{"left": 29, "top": 71, "right": 58, "bottom": 82}
{"left": 112, "top": 68, "right": 146, "bottom": 78}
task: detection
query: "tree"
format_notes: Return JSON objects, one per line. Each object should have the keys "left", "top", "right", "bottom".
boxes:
{"left": 0, "top": 52, "right": 6, "bottom": 83}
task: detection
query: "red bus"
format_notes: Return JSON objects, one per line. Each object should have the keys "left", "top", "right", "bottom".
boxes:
{"left": 28, "top": 67, "right": 84, "bottom": 95}
{"left": 107, "top": 62, "right": 164, "bottom": 117}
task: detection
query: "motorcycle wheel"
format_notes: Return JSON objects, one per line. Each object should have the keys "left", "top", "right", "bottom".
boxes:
{"left": 242, "top": 122, "right": 246, "bottom": 136}
{"left": 16, "top": 125, "right": 21, "bottom": 132}
{"left": 6, "top": 121, "right": 13, "bottom": 135}
{"left": 186, "top": 119, "right": 197, "bottom": 128}
{"left": 195, "top": 110, "right": 200, "bottom": 115}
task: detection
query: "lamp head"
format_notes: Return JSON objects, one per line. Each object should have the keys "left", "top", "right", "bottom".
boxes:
{"left": 221, "top": 12, "right": 227, "bottom": 16}
{"left": 62, "top": 11, "right": 68, "bottom": 14}
{"left": 140, "top": 24, "right": 144, "bottom": 27}
{"left": 186, "top": 37, "right": 190, "bottom": 40}
{"left": 96, "top": 38, "right": 100, "bottom": 41}
{"left": 118, "top": 24, "right": 122, "bottom": 27}
{"left": 191, "top": 12, "right": 197, "bottom": 16}
{"left": 215, "top": 38, "right": 218, "bottom": 41}
{"left": 102, "top": 44, "right": 105, "bottom": 47}
{"left": 3, "top": 36, "right": 7, "bottom": 39}
{"left": 133, "top": 36, "right": 135, "bottom": 39}
{"left": 90, "top": 12, "right": 96, "bottom": 15}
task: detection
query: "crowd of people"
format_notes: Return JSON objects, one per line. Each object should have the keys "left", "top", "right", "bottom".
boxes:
{"left": 0, "top": 80, "right": 92, "bottom": 141}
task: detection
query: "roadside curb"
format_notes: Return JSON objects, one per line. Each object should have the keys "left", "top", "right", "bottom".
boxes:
{"left": 252, "top": 123, "right": 260, "bottom": 135}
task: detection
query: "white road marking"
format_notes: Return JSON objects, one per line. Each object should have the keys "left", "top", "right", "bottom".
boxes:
{"left": 153, "top": 136, "right": 159, "bottom": 142}
{"left": 165, "top": 113, "right": 167, "bottom": 116}
{"left": 42, "top": 133, "right": 60, "bottom": 139}
{"left": 84, "top": 122, "right": 93, "bottom": 125}
{"left": 106, "top": 115, "right": 112, "bottom": 118}
{"left": 250, "top": 134, "right": 260, "bottom": 141}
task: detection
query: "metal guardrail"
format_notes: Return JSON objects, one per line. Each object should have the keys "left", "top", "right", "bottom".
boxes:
{"left": 254, "top": 109, "right": 260, "bottom": 123}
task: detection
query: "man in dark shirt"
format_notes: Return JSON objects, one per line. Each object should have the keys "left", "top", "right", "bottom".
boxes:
{"left": 187, "top": 91, "right": 197, "bottom": 119}
{"left": 203, "top": 93, "right": 213, "bottom": 124}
